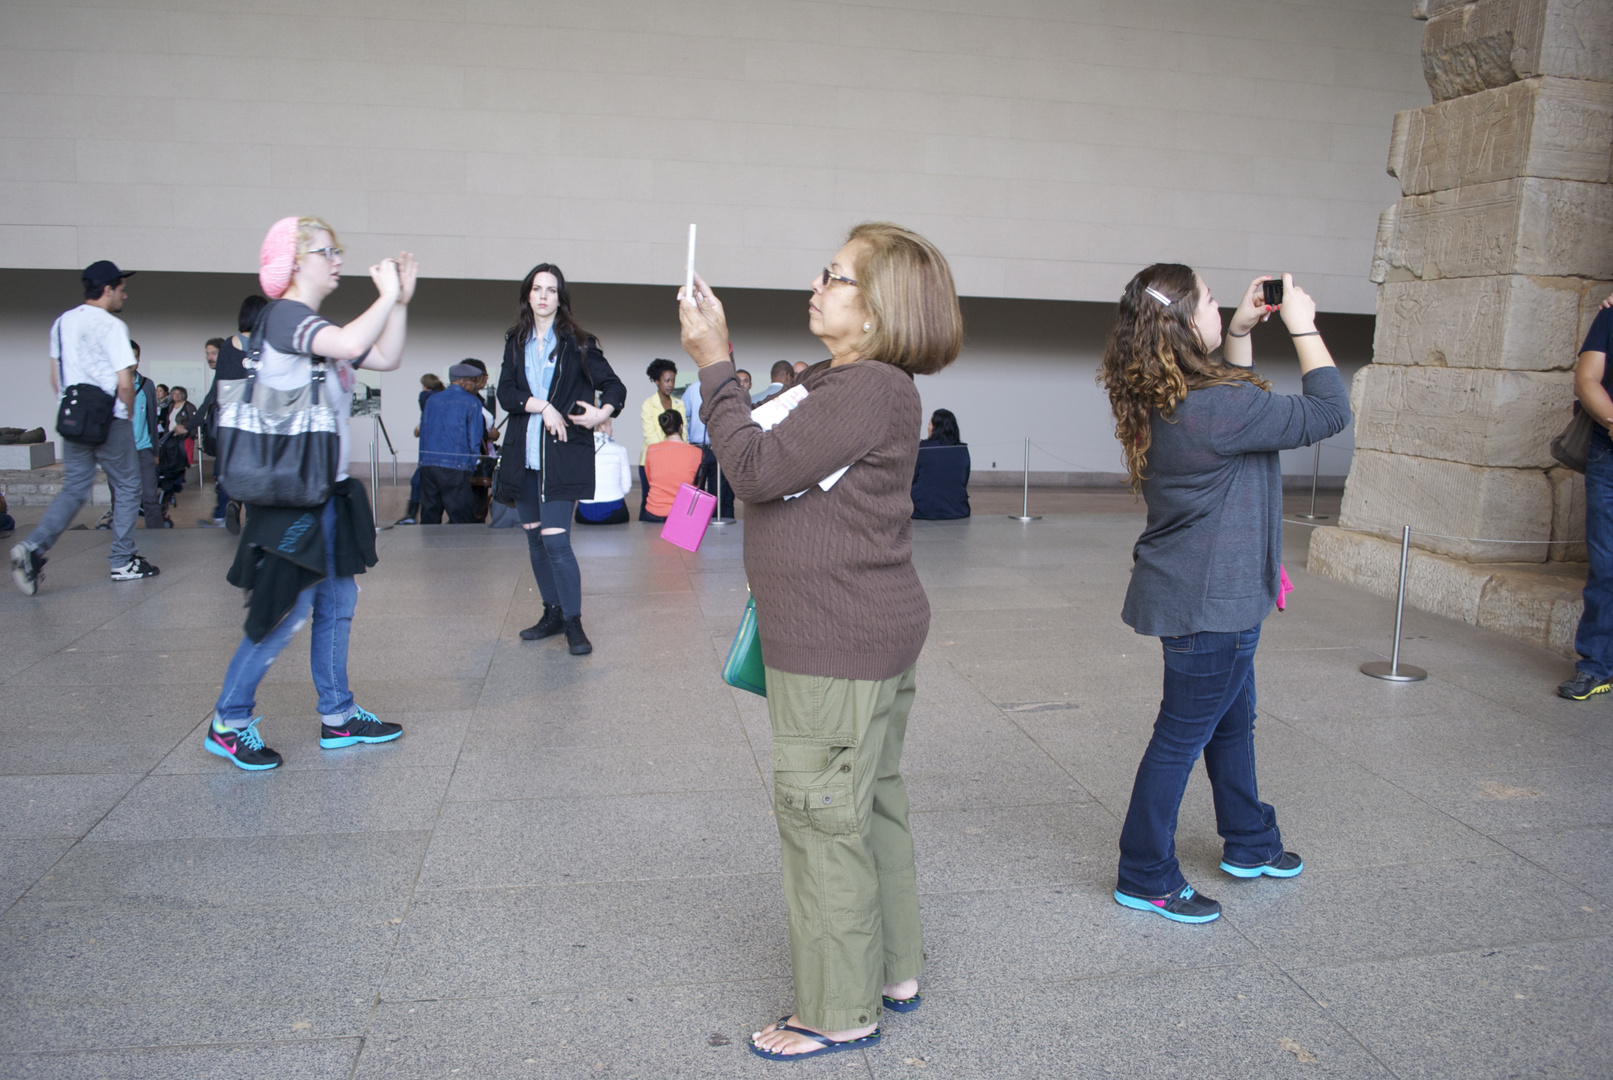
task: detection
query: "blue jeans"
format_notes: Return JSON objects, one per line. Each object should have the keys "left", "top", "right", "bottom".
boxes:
{"left": 1117, "top": 625, "right": 1283, "bottom": 897}
{"left": 1575, "top": 426, "right": 1613, "bottom": 678}
{"left": 214, "top": 500, "right": 359, "bottom": 725}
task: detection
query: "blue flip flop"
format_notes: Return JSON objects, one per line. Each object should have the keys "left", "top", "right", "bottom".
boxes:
{"left": 749, "top": 1016, "right": 881, "bottom": 1061}
{"left": 882, "top": 993, "right": 922, "bottom": 1013}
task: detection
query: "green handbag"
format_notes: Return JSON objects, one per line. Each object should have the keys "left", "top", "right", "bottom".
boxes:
{"left": 723, "top": 594, "right": 767, "bottom": 696}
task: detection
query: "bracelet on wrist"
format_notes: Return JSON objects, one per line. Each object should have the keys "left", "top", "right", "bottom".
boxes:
{"left": 1226, "top": 328, "right": 1250, "bottom": 339}
{"left": 1290, "top": 330, "right": 1320, "bottom": 337}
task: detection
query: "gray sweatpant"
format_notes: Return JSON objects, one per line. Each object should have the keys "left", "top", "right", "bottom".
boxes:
{"left": 25, "top": 418, "right": 142, "bottom": 567}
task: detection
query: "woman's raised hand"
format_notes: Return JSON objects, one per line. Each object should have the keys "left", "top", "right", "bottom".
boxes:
{"left": 678, "top": 271, "right": 731, "bottom": 369}
{"left": 396, "top": 252, "right": 419, "bottom": 305}
{"left": 1276, "top": 274, "right": 1317, "bottom": 334}
{"left": 370, "top": 258, "right": 401, "bottom": 300}
{"left": 1230, "top": 275, "right": 1272, "bottom": 336}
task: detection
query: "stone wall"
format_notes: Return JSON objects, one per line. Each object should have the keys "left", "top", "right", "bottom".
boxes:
{"left": 1312, "top": 0, "right": 1612, "bottom": 654}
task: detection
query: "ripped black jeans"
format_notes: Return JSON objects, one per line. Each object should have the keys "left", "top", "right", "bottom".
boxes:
{"left": 515, "top": 468, "right": 581, "bottom": 618}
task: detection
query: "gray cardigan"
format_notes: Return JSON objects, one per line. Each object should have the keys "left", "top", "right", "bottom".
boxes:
{"left": 1121, "top": 366, "right": 1351, "bottom": 637}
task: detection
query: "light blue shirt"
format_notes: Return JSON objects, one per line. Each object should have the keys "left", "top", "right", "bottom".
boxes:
{"left": 132, "top": 381, "right": 152, "bottom": 451}
{"left": 524, "top": 326, "right": 557, "bottom": 471}
{"left": 681, "top": 380, "right": 706, "bottom": 445}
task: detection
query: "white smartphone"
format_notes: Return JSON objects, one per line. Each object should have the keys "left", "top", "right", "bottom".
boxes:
{"left": 685, "top": 223, "right": 697, "bottom": 296}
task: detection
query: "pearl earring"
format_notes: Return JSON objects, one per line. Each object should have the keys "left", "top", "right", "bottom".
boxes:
{"left": 863, "top": 322, "right": 872, "bottom": 332}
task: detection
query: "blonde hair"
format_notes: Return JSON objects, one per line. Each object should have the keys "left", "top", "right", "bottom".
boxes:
{"left": 846, "top": 222, "right": 963, "bottom": 376}
{"left": 296, "top": 216, "right": 339, "bottom": 257}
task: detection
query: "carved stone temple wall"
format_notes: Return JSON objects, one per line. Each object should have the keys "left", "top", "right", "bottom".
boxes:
{"left": 1309, "top": 0, "right": 1613, "bottom": 654}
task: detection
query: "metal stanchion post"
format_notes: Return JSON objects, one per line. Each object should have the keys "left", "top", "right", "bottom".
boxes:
{"left": 375, "top": 415, "right": 398, "bottom": 485}
{"left": 711, "top": 460, "right": 735, "bottom": 525}
{"left": 369, "top": 433, "right": 381, "bottom": 529}
{"left": 1295, "top": 441, "right": 1330, "bottom": 521}
{"left": 1009, "top": 437, "right": 1041, "bottom": 522}
{"left": 1361, "top": 525, "right": 1428, "bottom": 682}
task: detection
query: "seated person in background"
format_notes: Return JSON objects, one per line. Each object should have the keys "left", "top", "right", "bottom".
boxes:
{"left": 735, "top": 368, "right": 752, "bottom": 394}
{"left": 640, "top": 410, "right": 704, "bottom": 523}
{"left": 911, "top": 407, "right": 971, "bottom": 520}
{"left": 417, "top": 362, "right": 486, "bottom": 524}
{"left": 576, "top": 418, "right": 632, "bottom": 525}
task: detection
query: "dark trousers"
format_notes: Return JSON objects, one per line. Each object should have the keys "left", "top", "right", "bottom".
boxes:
{"left": 1116, "top": 625, "right": 1283, "bottom": 898}
{"left": 575, "top": 500, "right": 630, "bottom": 525}
{"left": 516, "top": 469, "right": 581, "bottom": 618}
{"left": 697, "top": 444, "right": 734, "bottom": 518}
{"left": 136, "top": 447, "right": 165, "bottom": 528}
{"left": 419, "top": 465, "right": 475, "bottom": 524}
{"left": 1577, "top": 426, "right": 1613, "bottom": 677}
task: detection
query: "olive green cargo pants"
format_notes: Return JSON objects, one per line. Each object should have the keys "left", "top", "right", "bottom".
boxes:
{"left": 764, "top": 664, "right": 925, "bottom": 1031}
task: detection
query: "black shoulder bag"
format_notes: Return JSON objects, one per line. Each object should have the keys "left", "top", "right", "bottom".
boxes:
{"left": 54, "top": 322, "right": 117, "bottom": 447}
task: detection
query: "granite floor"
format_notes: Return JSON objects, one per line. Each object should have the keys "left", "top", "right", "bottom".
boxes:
{"left": 1, "top": 489, "right": 1608, "bottom": 1080}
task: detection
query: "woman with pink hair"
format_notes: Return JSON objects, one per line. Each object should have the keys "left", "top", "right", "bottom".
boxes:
{"left": 204, "top": 216, "right": 419, "bottom": 772}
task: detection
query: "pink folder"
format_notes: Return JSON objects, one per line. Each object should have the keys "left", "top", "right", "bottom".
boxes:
{"left": 659, "top": 483, "right": 717, "bottom": 552}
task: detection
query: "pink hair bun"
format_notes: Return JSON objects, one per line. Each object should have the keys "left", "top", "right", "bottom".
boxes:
{"left": 258, "top": 216, "right": 299, "bottom": 298}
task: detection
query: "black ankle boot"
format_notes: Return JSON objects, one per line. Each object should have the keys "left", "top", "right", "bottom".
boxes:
{"left": 564, "top": 615, "right": 592, "bottom": 655}
{"left": 520, "top": 604, "right": 565, "bottom": 641}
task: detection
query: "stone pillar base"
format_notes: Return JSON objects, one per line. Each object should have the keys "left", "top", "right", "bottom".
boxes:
{"left": 1307, "top": 525, "right": 1586, "bottom": 657}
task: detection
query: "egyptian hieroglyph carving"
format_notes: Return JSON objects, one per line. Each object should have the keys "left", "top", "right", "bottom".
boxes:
{"left": 1351, "top": 364, "right": 1573, "bottom": 467}
{"left": 1421, "top": 0, "right": 1613, "bottom": 103}
{"left": 1372, "top": 177, "right": 1613, "bottom": 282}
{"left": 1371, "top": 275, "right": 1602, "bottom": 370}
{"left": 1389, "top": 77, "right": 1613, "bottom": 194}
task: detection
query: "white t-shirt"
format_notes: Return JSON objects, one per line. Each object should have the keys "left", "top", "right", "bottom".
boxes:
{"left": 583, "top": 433, "right": 633, "bottom": 504}
{"left": 50, "top": 304, "right": 137, "bottom": 420}
{"left": 257, "top": 299, "right": 360, "bottom": 481}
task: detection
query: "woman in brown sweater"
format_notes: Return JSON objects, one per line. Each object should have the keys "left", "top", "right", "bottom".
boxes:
{"left": 680, "top": 223, "right": 963, "bottom": 1061}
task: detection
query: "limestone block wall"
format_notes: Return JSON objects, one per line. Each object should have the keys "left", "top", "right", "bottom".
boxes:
{"left": 1329, "top": 0, "right": 1612, "bottom": 573}
{"left": 1314, "top": 0, "right": 1612, "bottom": 654}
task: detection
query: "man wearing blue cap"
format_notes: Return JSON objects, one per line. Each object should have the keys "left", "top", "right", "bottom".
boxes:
{"left": 10, "top": 261, "right": 160, "bottom": 595}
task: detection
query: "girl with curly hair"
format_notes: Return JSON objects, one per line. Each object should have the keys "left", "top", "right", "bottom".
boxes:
{"left": 1097, "top": 265, "right": 1351, "bottom": 923}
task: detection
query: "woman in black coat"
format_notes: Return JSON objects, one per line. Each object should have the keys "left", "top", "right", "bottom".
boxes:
{"left": 496, "top": 263, "right": 627, "bottom": 655}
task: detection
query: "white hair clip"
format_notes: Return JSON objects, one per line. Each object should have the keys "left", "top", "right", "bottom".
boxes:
{"left": 1145, "top": 286, "right": 1173, "bottom": 306}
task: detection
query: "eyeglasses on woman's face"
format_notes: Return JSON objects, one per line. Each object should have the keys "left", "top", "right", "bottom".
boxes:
{"left": 305, "top": 246, "right": 343, "bottom": 262}
{"left": 819, "top": 267, "right": 857, "bottom": 289}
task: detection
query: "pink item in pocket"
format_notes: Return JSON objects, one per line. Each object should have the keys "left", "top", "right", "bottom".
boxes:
{"left": 1277, "top": 564, "right": 1293, "bottom": 611}
{"left": 659, "top": 483, "right": 717, "bottom": 552}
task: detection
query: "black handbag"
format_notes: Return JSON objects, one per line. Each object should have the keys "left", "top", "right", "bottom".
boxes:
{"left": 213, "top": 303, "right": 340, "bottom": 507}
{"left": 57, "top": 382, "right": 116, "bottom": 446}
{"left": 1550, "top": 405, "right": 1594, "bottom": 474}
{"left": 53, "top": 326, "right": 116, "bottom": 446}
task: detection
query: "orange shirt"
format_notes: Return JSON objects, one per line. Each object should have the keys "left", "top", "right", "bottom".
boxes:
{"left": 644, "top": 440, "right": 703, "bottom": 516}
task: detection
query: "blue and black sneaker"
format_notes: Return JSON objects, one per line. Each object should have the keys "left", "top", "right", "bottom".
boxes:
{"left": 320, "top": 706, "right": 402, "bottom": 749}
{"left": 1221, "top": 851, "right": 1304, "bottom": 879}
{"left": 204, "top": 716, "right": 282, "bottom": 771}
{"left": 1114, "top": 883, "right": 1222, "bottom": 924}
